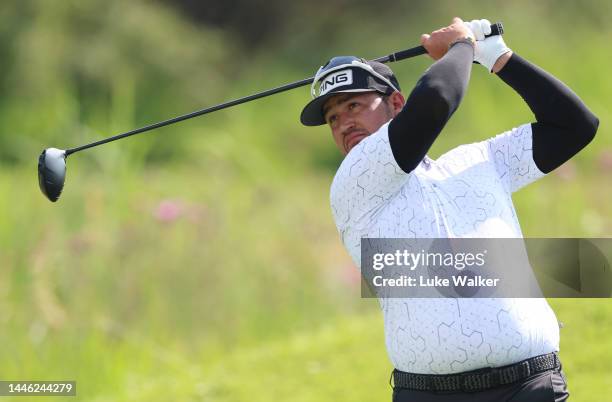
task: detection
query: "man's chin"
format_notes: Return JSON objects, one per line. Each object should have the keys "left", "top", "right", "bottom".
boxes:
{"left": 345, "top": 136, "right": 367, "bottom": 153}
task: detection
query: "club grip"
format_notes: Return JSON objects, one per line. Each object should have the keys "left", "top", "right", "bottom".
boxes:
{"left": 376, "top": 22, "right": 504, "bottom": 64}
{"left": 489, "top": 22, "right": 503, "bottom": 37}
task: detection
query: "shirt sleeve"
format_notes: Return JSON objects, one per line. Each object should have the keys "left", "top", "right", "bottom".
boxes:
{"left": 330, "top": 122, "right": 409, "bottom": 231}
{"left": 485, "top": 123, "right": 546, "bottom": 193}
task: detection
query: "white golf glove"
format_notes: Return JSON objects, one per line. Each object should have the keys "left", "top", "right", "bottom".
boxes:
{"left": 464, "top": 19, "right": 511, "bottom": 72}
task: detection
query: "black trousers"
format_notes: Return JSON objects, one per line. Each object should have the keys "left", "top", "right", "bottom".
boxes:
{"left": 392, "top": 368, "right": 569, "bottom": 402}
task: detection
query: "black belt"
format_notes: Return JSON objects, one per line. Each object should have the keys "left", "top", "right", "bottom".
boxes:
{"left": 392, "top": 352, "right": 560, "bottom": 393}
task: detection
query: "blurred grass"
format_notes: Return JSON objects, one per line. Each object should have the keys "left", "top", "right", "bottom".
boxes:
{"left": 1, "top": 0, "right": 612, "bottom": 401}
{"left": 2, "top": 162, "right": 611, "bottom": 401}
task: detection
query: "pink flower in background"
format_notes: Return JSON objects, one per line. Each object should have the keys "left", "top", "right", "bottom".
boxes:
{"left": 153, "top": 199, "right": 184, "bottom": 223}
{"left": 340, "top": 263, "right": 361, "bottom": 288}
{"left": 597, "top": 149, "right": 612, "bottom": 172}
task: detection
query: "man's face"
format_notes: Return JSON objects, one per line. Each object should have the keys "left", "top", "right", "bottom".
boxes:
{"left": 323, "top": 92, "right": 402, "bottom": 156}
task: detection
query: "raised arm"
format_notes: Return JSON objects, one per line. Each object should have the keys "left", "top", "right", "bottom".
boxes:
{"left": 496, "top": 53, "right": 599, "bottom": 173}
{"left": 388, "top": 17, "right": 475, "bottom": 174}
{"left": 466, "top": 19, "right": 599, "bottom": 174}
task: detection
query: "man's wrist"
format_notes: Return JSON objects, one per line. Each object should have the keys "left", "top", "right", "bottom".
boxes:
{"left": 492, "top": 50, "right": 513, "bottom": 74}
{"left": 449, "top": 36, "right": 476, "bottom": 50}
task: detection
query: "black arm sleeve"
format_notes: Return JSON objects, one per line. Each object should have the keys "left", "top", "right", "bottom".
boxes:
{"left": 388, "top": 42, "right": 473, "bottom": 173}
{"left": 496, "top": 53, "right": 599, "bottom": 173}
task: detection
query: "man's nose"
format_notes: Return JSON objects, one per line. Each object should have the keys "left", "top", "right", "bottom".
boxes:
{"left": 337, "top": 111, "right": 355, "bottom": 132}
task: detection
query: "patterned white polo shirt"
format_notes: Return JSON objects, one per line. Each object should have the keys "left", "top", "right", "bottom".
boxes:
{"left": 330, "top": 121, "right": 560, "bottom": 374}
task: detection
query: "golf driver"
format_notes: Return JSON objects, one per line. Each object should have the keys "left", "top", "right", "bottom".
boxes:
{"left": 38, "top": 22, "right": 503, "bottom": 202}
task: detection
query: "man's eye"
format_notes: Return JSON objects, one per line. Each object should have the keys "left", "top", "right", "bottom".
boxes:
{"left": 348, "top": 102, "right": 359, "bottom": 110}
{"left": 327, "top": 115, "right": 337, "bottom": 124}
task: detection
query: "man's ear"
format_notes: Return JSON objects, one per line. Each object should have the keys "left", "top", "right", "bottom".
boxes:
{"left": 389, "top": 91, "right": 406, "bottom": 116}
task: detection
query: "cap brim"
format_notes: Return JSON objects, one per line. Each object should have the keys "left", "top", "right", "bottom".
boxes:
{"left": 300, "top": 89, "right": 375, "bottom": 126}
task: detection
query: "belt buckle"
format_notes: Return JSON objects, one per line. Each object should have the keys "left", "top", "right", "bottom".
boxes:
{"left": 518, "top": 360, "right": 531, "bottom": 378}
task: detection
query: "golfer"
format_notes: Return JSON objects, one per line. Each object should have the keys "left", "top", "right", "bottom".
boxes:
{"left": 300, "top": 17, "right": 598, "bottom": 401}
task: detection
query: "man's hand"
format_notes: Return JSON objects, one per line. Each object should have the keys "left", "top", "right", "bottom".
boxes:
{"left": 464, "top": 19, "right": 512, "bottom": 73}
{"left": 420, "top": 17, "right": 475, "bottom": 60}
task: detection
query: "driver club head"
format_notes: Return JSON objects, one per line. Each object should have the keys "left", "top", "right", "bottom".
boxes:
{"left": 38, "top": 148, "right": 67, "bottom": 202}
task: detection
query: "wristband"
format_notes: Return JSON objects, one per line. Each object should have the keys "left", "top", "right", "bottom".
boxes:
{"left": 448, "top": 37, "right": 476, "bottom": 50}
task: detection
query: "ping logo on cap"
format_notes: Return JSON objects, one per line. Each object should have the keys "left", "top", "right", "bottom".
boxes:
{"left": 319, "top": 70, "right": 353, "bottom": 96}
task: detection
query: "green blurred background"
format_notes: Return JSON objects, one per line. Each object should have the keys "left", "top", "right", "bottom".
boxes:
{"left": 1, "top": 0, "right": 610, "bottom": 400}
